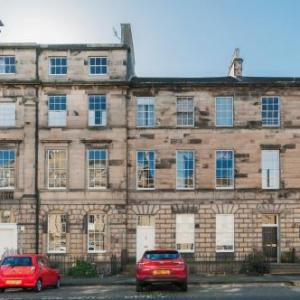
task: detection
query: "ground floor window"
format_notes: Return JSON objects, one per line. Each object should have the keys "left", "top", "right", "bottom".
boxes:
{"left": 176, "top": 214, "right": 195, "bottom": 253}
{"left": 48, "top": 214, "right": 67, "bottom": 253}
{"left": 88, "top": 214, "right": 106, "bottom": 253}
{"left": 216, "top": 214, "right": 234, "bottom": 252}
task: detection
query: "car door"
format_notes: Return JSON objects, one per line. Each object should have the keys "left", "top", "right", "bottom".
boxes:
{"left": 37, "top": 256, "right": 50, "bottom": 286}
{"left": 43, "top": 257, "right": 57, "bottom": 285}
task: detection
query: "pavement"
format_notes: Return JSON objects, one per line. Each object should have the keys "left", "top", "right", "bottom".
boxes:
{"left": 61, "top": 273, "right": 300, "bottom": 287}
{"left": 2, "top": 283, "right": 300, "bottom": 299}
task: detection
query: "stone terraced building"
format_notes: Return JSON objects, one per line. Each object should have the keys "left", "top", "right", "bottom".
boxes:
{"left": 1, "top": 24, "right": 300, "bottom": 265}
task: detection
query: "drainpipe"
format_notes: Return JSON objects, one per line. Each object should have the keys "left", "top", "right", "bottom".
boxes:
{"left": 34, "top": 47, "right": 40, "bottom": 253}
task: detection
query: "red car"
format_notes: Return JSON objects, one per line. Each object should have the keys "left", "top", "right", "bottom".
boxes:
{"left": 0, "top": 254, "right": 60, "bottom": 293}
{"left": 136, "top": 250, "right": 188, "bottom": 292}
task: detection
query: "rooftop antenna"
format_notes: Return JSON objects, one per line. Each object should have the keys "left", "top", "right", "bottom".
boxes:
{"left": 0, "top": 20, "right": 3, "bottom": 33}
{"left": 113, "top": 26, "right": 121, "bottom": 41}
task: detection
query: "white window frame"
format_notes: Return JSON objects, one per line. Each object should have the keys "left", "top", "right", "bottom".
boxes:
{"left": 0, "top": 149, "right": 16, "bottom": 190}
{"left": 176, "top": 150, "right": 195, "bottom": 190}
{"left": 261, "top": 150, "right": 280, "bottom": 190}
{"left": 49, "top": 57, "right": 68, "bottom": 76}
{"left": 87, "top": 149, "right": 108, "bottom": 189}
{"left": 216, "top": 214, "right": 234, "bottom": 253}
{"left": 87, "top": 214, "right": 107, "bottom": 253}
{"left": 261, "top": 96, "right": 280, "bottom": 127}
{"left": 136, "top": 150, "right": 155, "bottom": 190}
{"left": 215, "top": 96, "right": 234, "bottom": 127}
{"left": 88, "top": 95, "right": 107, "bottom": 127}
{"left": 0, "top": 103, "right": 16, "bottom": 127}
{"left": 176, "top": 97, "right": 194, "bottom": 127}
{"left": 89, "top": 57, "right": 108, "bottom": 75}
{"left": 0, "top": 56, "right": 16, "bottom": 74}
{"left": 176, "top": 214, "right": 195, "bottom": 253}
{"left": 47, "top": 149, "right": 67, "bottom": 190}
{"left": 48, "top": 95, "right": 67, "bottom": 127}
{"left": 47, "top": 214, "right": 67, "bottom": 254}
{"left": 215, "top": 150, "right": 234, "bottom": 189}
{"left": 136, "top": 97, "right": 156, "bottom": 128}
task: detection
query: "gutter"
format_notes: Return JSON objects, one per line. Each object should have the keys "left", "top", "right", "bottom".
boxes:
{"left": 34, "top": 48, "right": 41, "bottom": 253}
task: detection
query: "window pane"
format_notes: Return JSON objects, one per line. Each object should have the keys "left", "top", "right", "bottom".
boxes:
{"left": 261, "top": 150, "right": 280, "bottom": 189}
{"left": 215, "top": 97, "right": 233, "bottom": 127}
{"left": 88, "top": 214, "right": 106, "bottom": 252}
{"left": 87, "top": 149, "right": 107, "bottom": 188}
{"left": 176, "top": 151, "right": 194, "bottom": 189}
{"left": 177, "top": 97, "right": 194, "bottom": 126}
{"left": 49, "top": 57, "right": 68, "bottom": 75}
{"left": 88, "top": 95, "right": 107, "bottom": 126}
{"left": 262, "top": 97, "right": 280, "bottom": 126}
{"left": 48, "top": 150, "right": 67, "bottom": 189}
{"left": 137, "top": 151, "right": 155, "bottom": 189}
{"left": 216, "top": 150, "right": 234, "bottom": 188}
{"left": 216, "top": 214, "right": 234, "bottom": 252}
{"left": 136, "top": 97, "right": 155, "bottom": 127}
{"left": 0, "top": 150, "right": 15, "bottom": 189}
{"left": 0, "top": 56, "right": 16, "bottom": 74}
{"left": 89, "top": 57, "right": 108, "bottom": 75}
{"left": 176, "top": 214, "right": 195, "bottom": 252}
{"left": 48, "top": 214, "right": 67, "bottom": 253}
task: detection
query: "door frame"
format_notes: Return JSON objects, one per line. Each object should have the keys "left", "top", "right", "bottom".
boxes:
{"left": 262, "top": 214, "right": 280, "bottom": 263}
{"left": 0, "top": 223, "right": 18, "bottom": 258}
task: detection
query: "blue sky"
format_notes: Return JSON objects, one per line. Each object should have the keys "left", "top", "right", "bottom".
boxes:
{"left": 0, "top": 0, "right": 299, "bottom": 77}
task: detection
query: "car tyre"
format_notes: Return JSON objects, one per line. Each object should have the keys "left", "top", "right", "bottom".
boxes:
{"left": 34, "top": 279, "right": 43, "bottom": 293}
{"left": 180, "top": 281, "right": 188, "bottom": 292}
{"left": 55, "top": 278, "right": 61, "bottom": 289}
{"left": 0, "top": 288, "right": 5, "bottom": 293}
{"left": 136, "top": 282, "right": 143, "bottom": 292}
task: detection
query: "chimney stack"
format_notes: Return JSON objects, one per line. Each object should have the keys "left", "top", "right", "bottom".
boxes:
{"left": 120, "top": 23, "right": 135, "bottom": 78}
{"left": 228, "top": 48, "right": 243, "bottom": 77}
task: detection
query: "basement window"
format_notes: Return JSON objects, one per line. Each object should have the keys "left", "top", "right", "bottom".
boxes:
{"left": 0, "top": 103, "right": 15, "bottom": 127}
{"left": 0, "top": 56, "right": 16, "bottom": 74}
{"left": 48, "top": 214, "right": 67, "bottom": 253}
{"left": 176, "top": 214, "right": 195, "bottom": 253}
{"left": 216, "top": 214, "right": 234, "bottom": 252}
{"left": 88, "top": 95, "right": 107, "bottom": 126}
{"left": 89, "top": 57, "right": 107, "bottom": 75}
{"left": 87, "top": 149, "right": 107, "bottom": 189}
{"left": 88, "top": 214, "right": 107, "bottom": 253}
{"left": 261, "top": 97, "right": 280, "bottom": 127}
{"left": 136, "top": 150, "right": 155, "bottom": 189}
{"left": 49, "top": 57, "right": 67, "bottom": 75}
{"left": 261, "top": 150, "right": 280, "bottom": 189}
{"left": 48, "top": 95, "right": 67, "bottom": 127}
{"left": 0, "top": 150, "right": 16, "bottom": 189}
{"left": 176, "top": 151, "right": 195, "bottom": 189}
{"left": 177, "top": 97, "right": 194, "bottom": 126}
{"left": 47, "top": 149, "right": 67, "bottom": 189}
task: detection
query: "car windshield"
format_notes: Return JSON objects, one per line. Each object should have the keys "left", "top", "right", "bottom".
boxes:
{"left": 1, "top": 256, "right": 33, "bottom": 267}
{"left": 144, "top": 251, "right": 180, "bottom": 260}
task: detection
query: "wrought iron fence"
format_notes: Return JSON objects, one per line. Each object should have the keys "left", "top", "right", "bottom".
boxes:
{"left": 47, "top": 254, "right": 122, "bottom": 276}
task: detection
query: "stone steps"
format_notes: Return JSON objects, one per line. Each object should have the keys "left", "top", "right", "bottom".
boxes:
{"left": 270, "top": 263, "right": 300, "bottom": 275}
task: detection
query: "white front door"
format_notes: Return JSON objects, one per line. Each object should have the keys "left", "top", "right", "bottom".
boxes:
{"left": 0, "top": 223, "right": 18, "bottom": 259}
{"left": 136, "top": 215, "right": 155, "bottom": 262}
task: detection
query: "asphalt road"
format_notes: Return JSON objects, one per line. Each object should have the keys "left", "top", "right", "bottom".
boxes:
{"left": 1, "top": 283, "right": 300, "bottom": 299}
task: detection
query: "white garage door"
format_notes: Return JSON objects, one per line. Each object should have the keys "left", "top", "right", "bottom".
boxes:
{"left": 0, "top": 224, "right": 18, "bottom": 259}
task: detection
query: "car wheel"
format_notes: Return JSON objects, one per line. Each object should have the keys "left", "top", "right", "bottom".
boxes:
{"left": 0, "top": 288, "right": 5, "bottom": 293}
{"left": 136, "top": 282, "right": 143, "bottom": 292}
{"left": 180, "top": 281, "right": 188, "bottom": 292}
{"left": 34, "top": 279, "right": 43, "bottom": 293}
{"left": 55, "top": 278, "right": 61, "bottom": 289}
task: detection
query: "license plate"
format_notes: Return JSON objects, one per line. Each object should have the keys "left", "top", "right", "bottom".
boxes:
{"left": 6, "top": 280, "right": 22, "bottom": 285}
{"left": 153, "top": 269, "right": 170, "bottom": 275}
